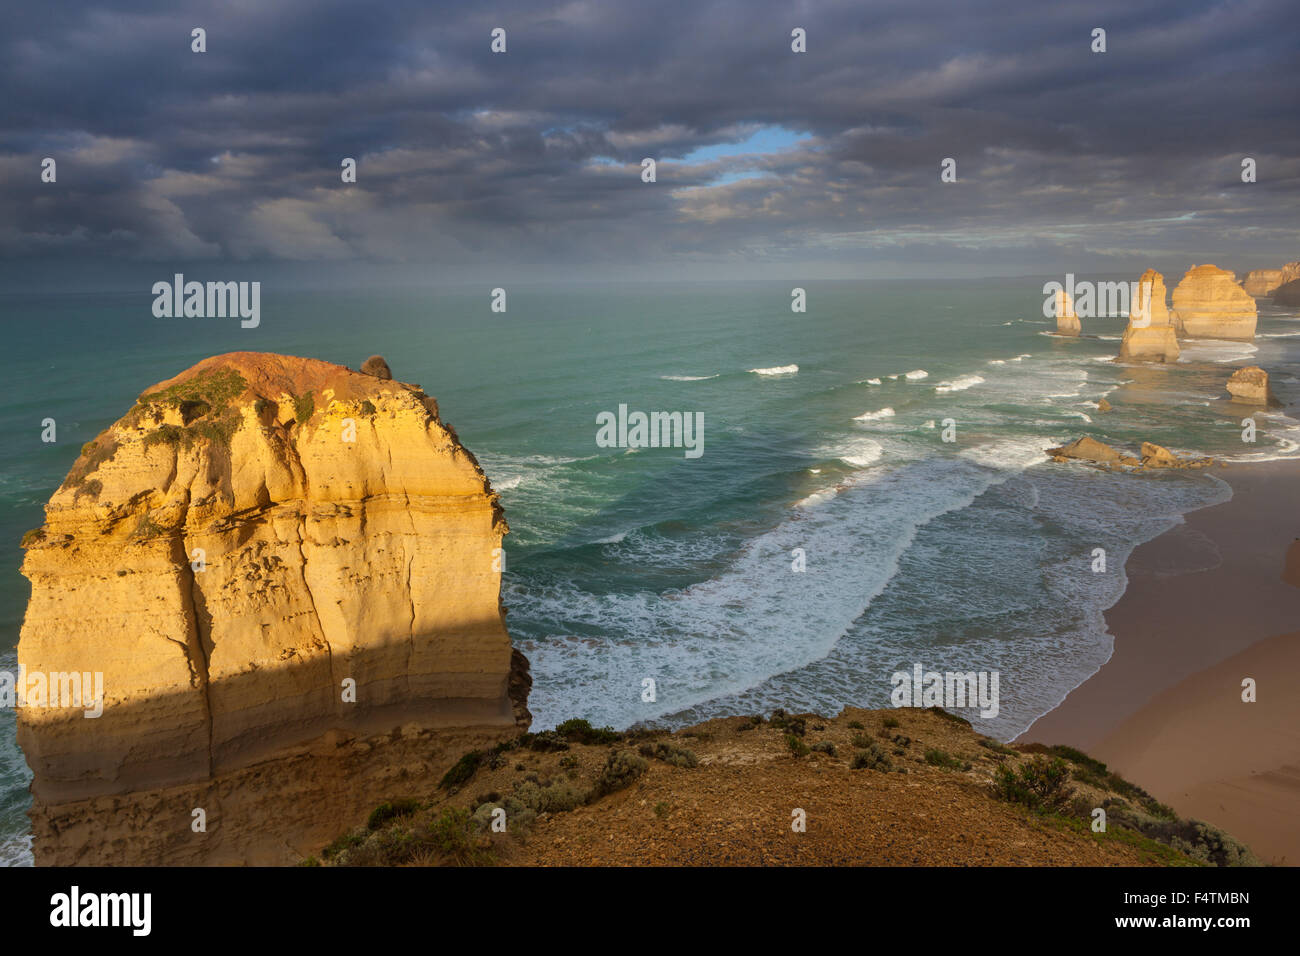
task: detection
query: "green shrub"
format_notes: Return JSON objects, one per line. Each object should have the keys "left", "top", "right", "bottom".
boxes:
{"left": 927, "top": 707, "right": 971, "bottom": 726}
{"left": 847, "top": 720, "right": 864, "bottom": 730}
{"left": 882, "top": 716, "right": 900, "bottom": 729}
{"left": 852, "top": 743, "right": 892, "bottom": 771}
{"left": 518, "top": 730, "right": 569, "bottom": 752}
{"left": 367, "top": 798, "right": 421, "bottom": 831}
{"left": 293, "top": 391, "right": 315, "bottom": 425}
{"left": 811, "top": 741, "right": 836, "bottom": 756}
{"left": 992, "top": 756, "right": 1073, "bottom": 812}
{"left": 590, "top": 750, "right": 648, "bottom": 799}
{"left": 924, "top": 749, "right": 967, "bottom": 771}
{"left": 770, "top": 710, "right": 806, "bottom": 736}
{"left": 638, "top": 741, "right": 699, "bottom": 768}
{"left": 439, "top": 750, "right": 483, "bottom": 789}
{"left": 555, "top": 718, "right": 621, "bottom": 745}
{"left": 979, "top": 737, "right": 1016, "bottom": 756}
{"left": 786, "top": 734, "right": 810, "bottom": 757}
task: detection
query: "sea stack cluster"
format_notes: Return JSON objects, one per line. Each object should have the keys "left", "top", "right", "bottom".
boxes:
{"left": 17, "top": 352, "right": 530, "bottom": 864}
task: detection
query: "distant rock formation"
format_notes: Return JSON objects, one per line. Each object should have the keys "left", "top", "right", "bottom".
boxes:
{"left": 1226, "top": 366, "right": 1278, "bottom": 406}
{"left": 1097, "top": 398, "right": 1113, "bottom": 412}
{"left": 1047, "top": 436, "right": 1212, "bottom": 470}
{"left": 18, "top": 352, "right": 528, "bottom": 864}
{"left": 1048, "top": 436, "right": 1121, "bottom": 463}
{"left": 1055, "top": 290, "right": 1080, "bottom": 335}
{"left": 1242, "top": 262, "right": 1300, "bottom": 297}
{"left": 1118, "top": 269, "right": 1179, "bottom": 362}
{"left": 1242, "top": 269, "right": 1284, "bottom": 297}
{"left": 1274, "top": 278, "right": 1300, "bottom": 307}
{"left": 1170, "top": 265, "right": 1257, "bottom": 340}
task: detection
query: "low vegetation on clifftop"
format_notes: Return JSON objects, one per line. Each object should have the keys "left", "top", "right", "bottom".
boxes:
{"left": 308, "top": 707, "right": 1259, "bottom": 868}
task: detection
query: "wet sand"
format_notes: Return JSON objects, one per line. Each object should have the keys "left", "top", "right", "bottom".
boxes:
{"left": 1021, "top": 459, "right": 1300, "bottom": 865}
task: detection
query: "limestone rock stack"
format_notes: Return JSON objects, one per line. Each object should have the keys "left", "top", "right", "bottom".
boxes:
{"left": 1242, "top": 262, "right": 1300, "bottom": 298}
{"left": 1118, "top": 269, "right": 1179, "bottom": 362}
{"left": 1226, "top": 366, "right": 1277, "bottom": 405}
{"left": 17, "top": 352, "right": 529, "bottom": 864}
{"left": 1054, "top": 290, "right": 1080, "bottom": 335}
{"left": 1169, "top": 265, "right": 1257, "bottom": 340}
{"left": 1242, "top": 269, "right": 1283, "bottom": 297}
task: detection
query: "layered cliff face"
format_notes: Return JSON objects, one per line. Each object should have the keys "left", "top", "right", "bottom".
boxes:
{"left": 1169, "top": 265, "right": 1257, "bottom": 340}
{"left": 1242, "top": 269, "right": 1283, "bottom": 297}
{"left": 18, "top": 352, "right": 529, "bottom": 864}
{"left": 1118, "top": 269, "right": 1179, "bottom": 362}
{"left": 1054, "top": 290, "right": 1080, "bottom": 335}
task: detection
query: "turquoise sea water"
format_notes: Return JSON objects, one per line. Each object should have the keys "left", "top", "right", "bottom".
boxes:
{"left": 2, "top": 277, "right": 1298, "bottom": 865}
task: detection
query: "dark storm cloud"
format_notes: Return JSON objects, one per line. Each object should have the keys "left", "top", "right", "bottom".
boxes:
{"left": 1, "top": 0, "right": 1297, "bottom": 277}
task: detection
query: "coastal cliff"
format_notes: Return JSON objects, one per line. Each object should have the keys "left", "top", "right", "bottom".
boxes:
{"left": 17, "top": 352, "right": 529, "bottom": 864}
{"left": 1170, "top": 265, "right": 1257, "bottom": 340}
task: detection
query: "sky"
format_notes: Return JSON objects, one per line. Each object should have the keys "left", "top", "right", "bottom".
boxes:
{"left": 1, "top": 0, "right": 1298, "bottom": 284}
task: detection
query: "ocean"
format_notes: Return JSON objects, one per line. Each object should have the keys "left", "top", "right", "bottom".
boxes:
{"left": 3, "top": 277, "right": 1299, "bottom": 865}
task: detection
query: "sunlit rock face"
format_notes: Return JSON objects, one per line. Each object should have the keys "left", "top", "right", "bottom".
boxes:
{"left": 18, "top": 352, "right": 529, "bottom": 864}
{"left": 1170, "top": 265, "right": 1257, "bottom": 340}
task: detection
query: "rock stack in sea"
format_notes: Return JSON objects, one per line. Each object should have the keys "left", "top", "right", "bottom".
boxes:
{"left": 1242, "top": 269, "right": 1284, "bottom": 297}
{"left": 17, "top": 352, "right": 530, "bottom": 864}
{"left": 1225, "top": 366, "right": 1278, "bottom": 406}
{"left": 1169, "top": 265, "right": 1257, "bottom": 340}
{"left": 1055, "top": 289, "right": 1080, "bottom": 335}
{"left": 1118, "top": 269, "right": 1179, "bottom": 362}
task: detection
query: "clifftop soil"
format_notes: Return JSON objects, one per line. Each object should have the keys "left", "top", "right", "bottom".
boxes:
{"left": 315, "top": 707, "right": 1257, "bottom": 867}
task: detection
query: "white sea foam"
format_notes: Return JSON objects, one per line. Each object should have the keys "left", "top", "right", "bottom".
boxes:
{"left": 750, "top": 364, "right": 798, "bottom": 376}
{"left": 660, "top": 373, "right": 719, "bottom": 381}
{"left": 517, "top": 455, "right": 1062, "bottom": 732}
{"left": 854, "top": 407, "right": 895, "bottom": 421}
{"left": 837, "top": 437, "right": 885, "bottom": 467}
{"left": 904, "top": 369, "right": 929, "bottom": 380}
{"left": 865, "top": 377, "right": 882, "bottom": 385}
{"left": 1177, "top": 340, "right": 1259, "bottom": 364}
{"left": 935, "top": 374, "right": 984, "bottom": 393}
{"left": 1222, "top": 411, "right": 1300, "bottom": 462}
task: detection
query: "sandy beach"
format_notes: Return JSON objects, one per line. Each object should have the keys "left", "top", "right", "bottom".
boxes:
{"left": 1021, "top": 458, "right": 1300, "bottom": 865}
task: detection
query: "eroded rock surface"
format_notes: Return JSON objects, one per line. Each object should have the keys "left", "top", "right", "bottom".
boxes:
{"left": 18, "top": 352, "right": 528, "bottom": 863}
